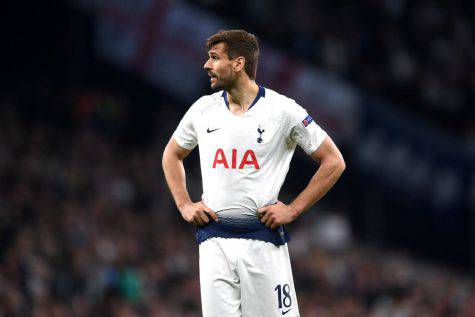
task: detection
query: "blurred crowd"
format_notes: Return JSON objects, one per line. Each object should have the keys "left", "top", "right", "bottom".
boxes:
{"left": 0, "top": 93, "right": 474, "bottom": 317}
{"left": 193, "top": 0, "right": 474, "bottom": 138}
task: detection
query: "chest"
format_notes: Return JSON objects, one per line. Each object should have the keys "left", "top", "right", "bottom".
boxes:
{"left": 197, "top": 110, "right": 284, "bottom": 153}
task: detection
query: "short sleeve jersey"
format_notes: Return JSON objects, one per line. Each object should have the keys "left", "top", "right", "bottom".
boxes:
{"left": 173, "top": 86, "right": 327, "bottom": 245}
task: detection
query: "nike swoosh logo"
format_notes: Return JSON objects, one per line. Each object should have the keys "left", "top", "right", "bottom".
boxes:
{"left": 207, "top": 128, "right": 220, "bottom": 133}
{"left": 282, "top": 308, "right": 292, "bottom": 315}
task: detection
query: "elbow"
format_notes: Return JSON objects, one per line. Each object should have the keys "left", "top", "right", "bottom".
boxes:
{"left": 338, "top": 153, "right": 346, "bottom": 172}
{"left": 339, "top": 157, "right": 346, "bottom": 175}
{"left": 325, "top": 154, "right": 346, "bottom": 177}
{"left": 333, "top": 156, "right": 346, "bottom": 176}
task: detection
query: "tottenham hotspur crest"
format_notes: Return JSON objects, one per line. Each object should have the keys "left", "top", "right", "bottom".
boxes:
{"left": 257, "top": 125, "right": 265, "bottom": 143}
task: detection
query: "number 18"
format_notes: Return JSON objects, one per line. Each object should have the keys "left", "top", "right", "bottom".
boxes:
{"left": 274, "top": 284, "right": 292, "bottom": 309}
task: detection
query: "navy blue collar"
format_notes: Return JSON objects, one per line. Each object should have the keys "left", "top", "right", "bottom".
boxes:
{"left": 222, "top": 85, "right": 266, "bottom": 111}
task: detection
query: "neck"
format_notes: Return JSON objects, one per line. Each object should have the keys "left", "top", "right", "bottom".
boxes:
{"left": 226, "top": 78, "right": 259, "bottom": 111}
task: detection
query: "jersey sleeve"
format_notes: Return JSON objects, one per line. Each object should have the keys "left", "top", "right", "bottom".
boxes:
{"left": 288, "top": 101, "right": 327, "bottom": 155}
{"left": 172, "top": 102, "right": 200, "bottom": 150}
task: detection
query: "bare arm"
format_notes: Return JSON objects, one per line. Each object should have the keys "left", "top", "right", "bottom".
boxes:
{"left": 290, "top": 135, "right": 346, "bottom": 215}
{"left": 162, "top": 137, "right": 218, "bottom": 225}
{"left": 258, "top": 135, "right": 345, "bottom": 229}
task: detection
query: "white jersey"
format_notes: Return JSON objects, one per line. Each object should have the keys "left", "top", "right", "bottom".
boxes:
{"left": 173, "top": 86, "right": 327, "bottom": 245}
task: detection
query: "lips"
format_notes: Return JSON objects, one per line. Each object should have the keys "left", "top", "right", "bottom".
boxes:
{"left": 208, "top": 72, "right": 217, "bottom": 84}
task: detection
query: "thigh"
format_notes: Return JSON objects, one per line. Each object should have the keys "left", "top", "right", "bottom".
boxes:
{"left": 199, "top": 238, "right": 241, "bottom": 317}
{"left": 239, "top": 242, "right": 300, "bottom": 317}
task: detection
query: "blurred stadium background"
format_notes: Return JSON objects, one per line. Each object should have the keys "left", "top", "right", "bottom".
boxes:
{"left": 2, "top": 0, "right": 474, "bottom": 316}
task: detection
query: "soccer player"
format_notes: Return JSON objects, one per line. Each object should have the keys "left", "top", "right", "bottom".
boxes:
{"left": 162, "top": 30, "right": 345, "bottom": 317}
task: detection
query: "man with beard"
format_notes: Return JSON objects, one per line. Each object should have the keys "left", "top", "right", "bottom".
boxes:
{"left": 162, "top": 29, "right": 345, "bottom": 317}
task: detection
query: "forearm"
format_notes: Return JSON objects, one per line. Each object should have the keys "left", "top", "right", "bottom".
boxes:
{"left": 162, "top": 152, "right": 192, "bottom": 210}
{"left": 290, "top": 157, "right": 345, "bottom": 216}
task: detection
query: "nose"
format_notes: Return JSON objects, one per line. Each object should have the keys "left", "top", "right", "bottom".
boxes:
{"left": 203, "top": 59, "right": 211, "bottom": 70}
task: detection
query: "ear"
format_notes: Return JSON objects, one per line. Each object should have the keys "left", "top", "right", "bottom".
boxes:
{"left": 234, "top": 56, "right": 246, "bottom": 73}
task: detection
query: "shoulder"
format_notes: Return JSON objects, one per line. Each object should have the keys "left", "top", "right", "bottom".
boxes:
{"left": 187, "top": 91, "right": 223, "bottom": 114}
{"left": 263, "top": 87, "right": 305, "bottom": 117}
{"left": 192, "top": 91, "right": 222, "bottom": 108}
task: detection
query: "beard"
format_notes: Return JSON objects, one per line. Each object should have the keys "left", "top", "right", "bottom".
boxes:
{"left": 209, "top": 71, "right": 237, "bottom": 91}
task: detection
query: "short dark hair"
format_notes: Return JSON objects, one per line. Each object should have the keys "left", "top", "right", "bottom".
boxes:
{"left": 206, "top": 29, "right": 260, "bottom": 80}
